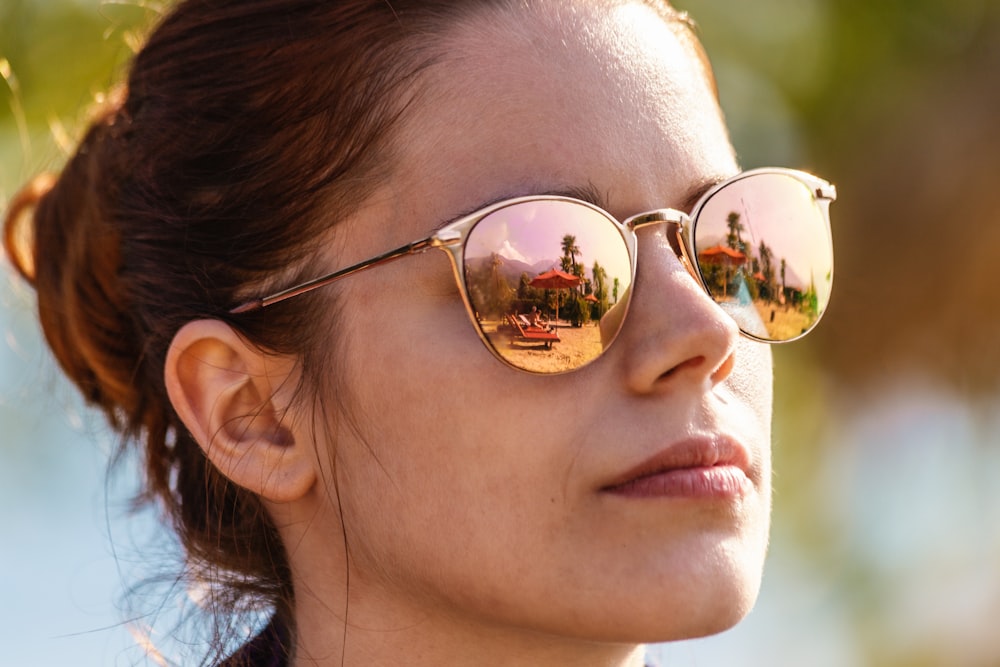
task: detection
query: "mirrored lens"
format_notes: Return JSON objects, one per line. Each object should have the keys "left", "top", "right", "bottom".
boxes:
{"left": 462, "top": 199, "right": 634, "bottom": 373}
{"left": 692, "top": 173, "right": 834, "bottom": 342}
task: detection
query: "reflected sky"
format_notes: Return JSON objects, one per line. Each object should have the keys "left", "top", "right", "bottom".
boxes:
{"left": 465, "top": 199, "right": 632, "bottom": 288}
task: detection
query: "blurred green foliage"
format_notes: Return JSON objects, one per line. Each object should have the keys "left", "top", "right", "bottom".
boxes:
{"left": 0, "top": 0, "right": 156, "bottom": 193}
{"left": 685, "top": 0, "right": 1000, "bottom": 395}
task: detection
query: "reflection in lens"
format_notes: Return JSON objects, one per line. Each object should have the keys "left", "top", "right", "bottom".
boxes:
{"left": 693, "top": 173, "right": 834, "bottom": 342}
{"left": 461, "top": 199, "right": 633, "bottom": 373}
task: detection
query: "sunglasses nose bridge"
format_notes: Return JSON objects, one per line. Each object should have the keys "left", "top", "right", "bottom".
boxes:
{"left": 626, "top": 208, "right": 698, "bottom": 279}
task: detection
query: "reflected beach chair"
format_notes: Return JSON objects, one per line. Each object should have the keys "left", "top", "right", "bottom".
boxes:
{"left": 505, "top": 313, "right": 560, "bottom": 349}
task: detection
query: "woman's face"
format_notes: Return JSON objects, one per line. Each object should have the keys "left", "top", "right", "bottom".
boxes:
{"left": 307, "top": 0, "right": 772, "bottom": 648}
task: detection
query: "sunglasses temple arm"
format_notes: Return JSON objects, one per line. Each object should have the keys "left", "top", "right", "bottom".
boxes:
{"left": 815, "top": 182, "right": 837, "bottom": 202}
{"left": 229, "top": 238, "right": 436, "bottom": 314}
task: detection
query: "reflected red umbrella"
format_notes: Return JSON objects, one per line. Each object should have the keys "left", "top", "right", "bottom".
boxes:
{"left": 697, "top": 245, "right": 747, "bottom": 266}
{"left": 697, "top": 246, "right": 747, "bottom": 298}
{"left": 529, "top": 268, "right": 582, "bottom": 289}
{"left": 529, "top": 269, "right": 581, "bottom": 322}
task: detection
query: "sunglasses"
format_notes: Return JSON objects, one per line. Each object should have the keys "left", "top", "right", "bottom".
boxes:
{"left": 231, "top": 168, "right": 835, "bottom": 374}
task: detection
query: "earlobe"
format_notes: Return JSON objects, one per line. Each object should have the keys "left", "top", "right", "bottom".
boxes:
{"left": 164, "top": 320, "right": 316, "bottom": 503}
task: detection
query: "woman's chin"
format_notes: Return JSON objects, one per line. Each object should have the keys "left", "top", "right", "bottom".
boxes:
{"left": 611, "top": 545, "right": 767, "bottom": 643}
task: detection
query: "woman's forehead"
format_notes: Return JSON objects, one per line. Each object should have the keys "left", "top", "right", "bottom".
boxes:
{"left": 423, "top": 1, "right": 698, "bottom": 89}
{"left": 387, "top": 1, "right": 733, "bottom": 223}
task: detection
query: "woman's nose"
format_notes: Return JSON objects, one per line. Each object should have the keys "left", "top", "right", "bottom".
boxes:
{"left": 616, "top": 226, "right": 739, "bottom": 395}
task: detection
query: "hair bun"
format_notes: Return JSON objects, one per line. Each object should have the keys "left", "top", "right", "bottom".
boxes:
{"left": 3, "top": 172, "right": 55, "bottom": 283}
{"left": 3, "top": 99, "right": 145, "bottom": 429}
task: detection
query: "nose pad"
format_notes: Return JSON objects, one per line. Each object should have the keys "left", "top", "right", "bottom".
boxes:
{"left": 599, "top": 285, "right": 629, "bottom": 348}
{"left": 618, "top": 224, "right": 739, "bottom": 393}
{"left": 664, "top": 221, "right": 703, "bottom": 285}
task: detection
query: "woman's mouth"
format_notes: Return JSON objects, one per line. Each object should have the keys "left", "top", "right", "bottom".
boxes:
{"left": 602, "top": 465, "right": 752, "bottom": 499}
{"left": 600, "top": 436, "right": 754, "bottom": 500}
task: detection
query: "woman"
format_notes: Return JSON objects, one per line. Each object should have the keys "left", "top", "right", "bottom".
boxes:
{"left": 2, "top": 0, "right": 835, "bottom": 665}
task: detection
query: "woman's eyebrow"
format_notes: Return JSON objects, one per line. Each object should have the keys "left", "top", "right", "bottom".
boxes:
{"left": 557, "top": 182, "right": 609, "bottom": 209}
{"left": 540, "top": 179, "right": 720, "bottom": 214}
{"left": 432, "top": 175, "right": 720, "bottom": 230}
{"left": 679, "top": 176, "right": 726, "bottom": 213}
{"left": 433, "top": 181, "right": 608, "bottom": 230}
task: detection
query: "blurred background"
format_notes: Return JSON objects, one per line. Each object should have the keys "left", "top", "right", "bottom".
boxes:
{"left": 2, "top": 0, "right": 999, "bottom": 665}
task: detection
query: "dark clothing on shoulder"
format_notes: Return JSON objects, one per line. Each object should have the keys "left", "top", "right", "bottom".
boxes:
{"left": 218, "top": 620, "right": 288, "bottom": 667}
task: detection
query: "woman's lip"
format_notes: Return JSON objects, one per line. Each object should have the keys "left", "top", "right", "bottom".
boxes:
{"left": 602, "top": 465, "right": 752, "bottom": 499}
{"left": 600, "top": 436, "right": 753, "bottom": 498}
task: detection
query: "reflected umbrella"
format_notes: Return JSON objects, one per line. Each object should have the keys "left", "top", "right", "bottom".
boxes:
{"left": 529, "top": 268, "right": 581, "bottom": 323}
{"left": 697, "top": 245, "right": 747, "bottom": 298}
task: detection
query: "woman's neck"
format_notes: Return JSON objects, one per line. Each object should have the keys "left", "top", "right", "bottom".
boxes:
{"left": 289, "top": 573, "right": 647, "bottom": 667}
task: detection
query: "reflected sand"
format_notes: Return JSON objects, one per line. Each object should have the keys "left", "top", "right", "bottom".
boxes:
{"left": 753, "top": 300, "right": 817, "bottom": 341}
{"left": 482, "top": 321, "right": 603, "bottom": 373}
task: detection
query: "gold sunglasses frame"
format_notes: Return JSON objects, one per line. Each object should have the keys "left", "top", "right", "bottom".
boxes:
{"left": 230, "top": 167, "right": 836, "bottom": 371}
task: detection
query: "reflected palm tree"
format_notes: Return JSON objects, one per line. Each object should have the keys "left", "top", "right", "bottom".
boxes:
{"left": 725, "top": 211, "right": 745, "bottom": 252}
{"left": 561, "top": 234, "right": 581, "bottom": 274}
{"left": 591, "top": 260, "right": 609, "bottom": 318}
{"left": 490, "top": 252, "right": 504, "bottom": 291}
{"left": 758, "top": 241, "right": 774, "bottom": 302}
{"left": 780, "top": 258, "right": 787, "bottom": 304}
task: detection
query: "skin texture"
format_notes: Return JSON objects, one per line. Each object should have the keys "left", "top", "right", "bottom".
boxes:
{"left": 167, "top": 2, "right": 774, "bottom": 665}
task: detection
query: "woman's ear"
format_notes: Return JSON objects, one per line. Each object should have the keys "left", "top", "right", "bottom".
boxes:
{"left": 164, "top": 320, "right": 316, "bottom": 503}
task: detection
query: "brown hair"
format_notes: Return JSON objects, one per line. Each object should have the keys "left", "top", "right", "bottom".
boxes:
{"left": 3, "top": 0, "right": 691, "bottom": 661}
